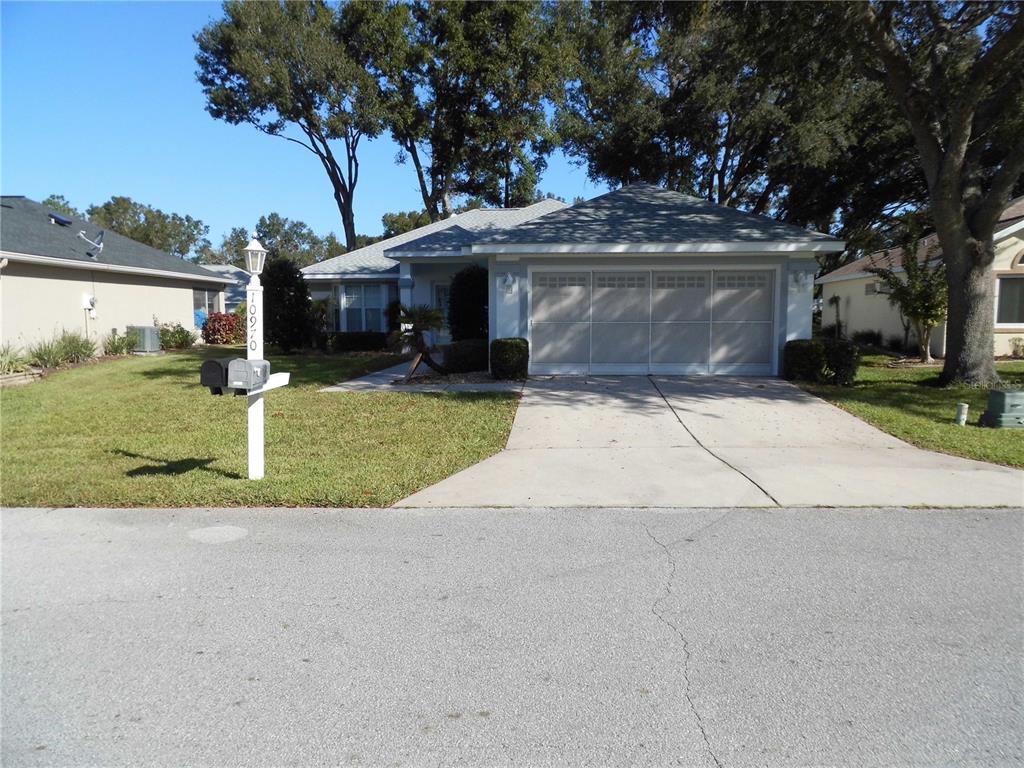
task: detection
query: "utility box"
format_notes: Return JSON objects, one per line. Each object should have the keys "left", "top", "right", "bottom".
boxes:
{"left": 200, "top": 357, "right": 235, "bottom": 395}
{"left": 979, "top": 390, "right": 1024, "bottom": 429}
{"left": 127, "top": 325, "right": 161, "bottom": 354}
{"left": 228, "top": 359, "right": 270, "bottom": 392}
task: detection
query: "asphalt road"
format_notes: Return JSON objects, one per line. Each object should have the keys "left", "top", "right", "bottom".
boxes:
{"left": 3, "top": 506, "right": 1022, "bottom": 767}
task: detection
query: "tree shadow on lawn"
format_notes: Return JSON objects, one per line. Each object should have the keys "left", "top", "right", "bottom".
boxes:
{"left": 112, "top": 449, "right": 243, "bottom": 480}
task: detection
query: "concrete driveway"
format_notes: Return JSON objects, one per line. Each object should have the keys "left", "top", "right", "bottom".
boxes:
{"left": 3, "top": 506, "right": 1022, "bottom": 766}
{"left": 397, "top": 376, "right": 1024, "bottom": 508}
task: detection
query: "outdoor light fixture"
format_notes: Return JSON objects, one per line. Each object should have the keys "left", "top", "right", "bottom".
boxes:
{"left": 503, "top": 272, "right": 516, "bottom": 294}
{"left": 244, "top": 233, "right": 268, "bottom": 276}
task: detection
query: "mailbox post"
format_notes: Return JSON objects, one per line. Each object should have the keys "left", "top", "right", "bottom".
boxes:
{"left": 244, "top": 235, "right": 268, "bottom": 480}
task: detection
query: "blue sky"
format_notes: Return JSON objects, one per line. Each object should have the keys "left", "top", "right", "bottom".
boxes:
{"left": 1, "top": 1, "right": 607, "bottom": 244}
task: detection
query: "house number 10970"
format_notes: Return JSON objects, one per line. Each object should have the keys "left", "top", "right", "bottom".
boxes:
{"left": 249, "top": 304, "right": 259, "bottom": 351}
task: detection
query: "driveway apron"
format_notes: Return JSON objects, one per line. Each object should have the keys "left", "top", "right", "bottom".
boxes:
{"left": 395, "top": 376, "right": 1024, "bottom": 508}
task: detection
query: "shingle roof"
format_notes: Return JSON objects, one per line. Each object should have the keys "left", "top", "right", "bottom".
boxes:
{"left": 471, "top": 183, "right": 839, "bottom": 247}
{"left": 818, "top": 195, "right": 1024, "bottom": 283}
{"left": 0, "top": 196, "right": 228, "bottom": 282}
{"left": 384, "top": 198, "right": 568, "bottom": 256}
{"left": 301, "top": 198, "right": 567, "bottom": 276}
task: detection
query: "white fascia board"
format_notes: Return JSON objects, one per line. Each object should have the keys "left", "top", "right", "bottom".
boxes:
{"left": 389, "top": 254, "right": 474, "bottom": 263}
{"left": 302, "top": 272, "right": 398, "bottom": 281}
{"left": 1, "top": 250, "right": 233, "bottom": 284}
{"left": 467, "top": 240, "right": 845, "bottom": 255}
{"left": 995, "top": 219, "right": 1024, "bottom": 240}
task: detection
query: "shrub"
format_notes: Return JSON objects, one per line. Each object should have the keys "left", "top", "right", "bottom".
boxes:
{"left": 490, "top": 338, "right": 528, "bottom": 380}
{"left": 0, "top": 344, "right": 31, "bottom": 375}
{"left": 444, "top": 339, "right": 489, "bottom": 373}
{"left": 28, "top": 338, "right": 63, "bottom": 368}
{"left": 202, "top": 312, "right": 245, "bottom": 345}
{"left": 102, "top": 330, "right": 138, "bottom": 356}
{"left": 263, "top": 258, "right": 313, "bottom": 352}
{"left": 158, "top": 322, "right": 197, "bottom": 350}
{"left": 783, "top": 339, "right": 826, "bottom": 381}
{"left": 328, "top": 331, "right": 387, "bottom": 352}
{"left": 386, "top": 299, "right": 402, "bottom": 333}
{"left": 448, "top": 264, "right": 488, "bottom": 341}
{"left": 823, "top": 338, "right": 861, "bottom": 386}
{"left": 851, "top": 329, "right": 883, "bottom": 347}
{"left": 56, "top": 331, "right": 96, "bottom": 364}
{"left": 1010, "top": 337, "right": 1024, "bottom": 358}
{"left": 885, "top": 334, "right": 906, "bottom": 353}
{"left": 818, "top": 322, "right": 845, "bottom": 340}
{"left": 233, "top": 301, "right": 247, "bottom": 319}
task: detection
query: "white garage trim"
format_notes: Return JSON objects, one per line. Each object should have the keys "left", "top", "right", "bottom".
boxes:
{"left": 526, "top": 263, "right": 782, "bottom": 376}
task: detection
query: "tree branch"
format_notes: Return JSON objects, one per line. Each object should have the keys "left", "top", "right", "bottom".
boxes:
{"left": 970, "top": 138, "right": 1024, "bottom": 235}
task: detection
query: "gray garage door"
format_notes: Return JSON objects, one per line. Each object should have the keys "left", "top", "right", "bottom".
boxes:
{"left": 530, "top": 269, "right": 775, "bottom": 375}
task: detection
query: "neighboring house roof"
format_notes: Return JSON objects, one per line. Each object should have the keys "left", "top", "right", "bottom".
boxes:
{"left": 301, "top": 198, "right": 568, "bottom": 278}
{"left": 200, "top": 264, "right": 249, "bottom": 308}
{"left": 817, "top": 195, "right": 1024, "bottom": 285}
{"left": 464, "top": 183, "right": 843, "bottom": 254}
{"left": 0, "top": 196, "right": 230, "bottom": 283}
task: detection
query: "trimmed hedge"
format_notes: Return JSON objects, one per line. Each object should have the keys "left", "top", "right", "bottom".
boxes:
{"left": 783, "top": 339, "right": 826, "bottom": 382}
{"left": 327, "top": 331, "right": 387, "bottom": 352}
{"left": 490, "top": 338, "right": 528, "bottom": 380}
{"left": 444, "top": 339, "right": 489, "bottom": 373}
{"left": 823, "top": 338, "right": 861, "bottom": 386}
{"left": 783, "top": 338, "right": 861, "bottom": 386}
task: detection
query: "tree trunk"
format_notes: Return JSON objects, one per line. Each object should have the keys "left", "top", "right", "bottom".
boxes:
{"left": 914, "top": 321, "right": 932, "bottom": 363}
{"left": 940, "top": 245, "right": 999, "bottom": 385}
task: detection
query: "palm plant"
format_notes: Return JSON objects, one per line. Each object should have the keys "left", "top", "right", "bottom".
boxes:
{"left": 396, "top": 305, "right": 447, "bottom": 377}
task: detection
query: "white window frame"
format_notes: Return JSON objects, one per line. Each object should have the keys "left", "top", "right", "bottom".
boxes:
{"left": 340, "top": 283, "right": 387, "bottom": 332}
{"left": 994, "top": 274, "right": 1024, "bottom": 328}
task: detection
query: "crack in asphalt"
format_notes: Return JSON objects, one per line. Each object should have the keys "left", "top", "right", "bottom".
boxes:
{"left": 642, "top": 521, "right": 724, "bottom": 768}
{"left": 647, "top": 376, "right": 781, "bottom": 507}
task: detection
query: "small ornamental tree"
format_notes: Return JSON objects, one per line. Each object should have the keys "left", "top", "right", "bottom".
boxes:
{"left": 262, "top": 258, "right": 313, "bottom": 353}
{"left": 448, "top": 265, "right": 489, "bottom": 341}
{"left": 868, "top": 233, "right": 947, "bottom": 363}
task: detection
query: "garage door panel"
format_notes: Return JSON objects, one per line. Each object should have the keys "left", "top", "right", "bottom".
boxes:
{"left": 652, "top": 271, "right": 711, "bottom": 322}
{"left": 531, "top": 273, "right": 590, "bottom": 323}
{"left": 651, "top": 323, "right": 710, "bottom": 364}
{"left": 713, "top": 272, "right": 773, "bottom": 322}
{"left": 591, "top": 323, "right": 649, "bottom": 364}
{"left": 532, "top": 322, "right": 590, "bottom": 364}
{"left": 711, "top": 322, "right": 773, "bottom": 365}
{"left": 592, "top": 272, "right": 649, "bottom": 322}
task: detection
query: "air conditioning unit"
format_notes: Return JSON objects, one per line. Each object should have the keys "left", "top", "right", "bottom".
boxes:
{"left": 127, "top": 325, "right": 161, "bottom": 354}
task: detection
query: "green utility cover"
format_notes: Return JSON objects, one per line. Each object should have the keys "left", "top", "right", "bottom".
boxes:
{"left": 979, "top": 390, "right": 1024, "bottom": 429}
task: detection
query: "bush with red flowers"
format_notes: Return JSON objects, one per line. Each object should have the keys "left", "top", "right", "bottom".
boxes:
{"left": 201, "top": 312, "right": 245, "bottom": 345}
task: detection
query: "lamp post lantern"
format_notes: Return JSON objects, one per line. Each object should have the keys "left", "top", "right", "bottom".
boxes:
{"left": 243, "top": 234, "right": 269, "bottom": 479}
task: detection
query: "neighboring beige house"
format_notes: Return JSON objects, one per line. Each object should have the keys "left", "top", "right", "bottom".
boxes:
{"left": 817, "top": 197, "right": 1024, "bottom": 357}
{"left": 0, "top": 196, "right": 232, "bottom": 350}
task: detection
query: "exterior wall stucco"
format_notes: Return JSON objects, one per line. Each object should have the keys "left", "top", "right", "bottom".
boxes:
{"left": 0, "top": 262, "right": 222, "bottom": 350}
{"left": 822, "top": 232, "right": 1024, "bottom": 357}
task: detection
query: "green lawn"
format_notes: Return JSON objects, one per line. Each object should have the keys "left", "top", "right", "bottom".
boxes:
{"left": 800, "top": 355, "right": 1024, "bottom": 468}
{"left": 1, "top": 347, "right": 518, "bottom": 507}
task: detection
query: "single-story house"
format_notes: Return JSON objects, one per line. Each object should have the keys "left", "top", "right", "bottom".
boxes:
{"left": 301, "top": 198, "right": 567, "bottom": 343}
{"left": 817, "top": 196, "right": 1024, "bottom": 357}
{"left": 382, "top": 184, "right": 840, "bottom": 375}
{"left": 0, "top": 196, "right": 232, "bottom": 349}
{"left": 199, "top": 264, "right": 249, "bottom": 314}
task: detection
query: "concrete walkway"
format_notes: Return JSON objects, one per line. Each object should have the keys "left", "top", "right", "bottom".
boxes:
{"left": 322, "top": 362, "right": 525, "bottom": 394}
{"left": 396, "top": 376, "right": 1024, "bottom": 508}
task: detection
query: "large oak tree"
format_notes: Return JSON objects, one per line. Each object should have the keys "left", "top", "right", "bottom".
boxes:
{"left": 852, "top": 1, "right": 1024, "bottom": 385}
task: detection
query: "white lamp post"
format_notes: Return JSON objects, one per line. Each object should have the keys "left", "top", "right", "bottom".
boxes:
{"left": 243, "top": 234, "right": 268, "bottom": 480}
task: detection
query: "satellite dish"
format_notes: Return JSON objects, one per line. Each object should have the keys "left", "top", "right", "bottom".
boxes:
{"left": 78, "top": 229, "right": 105, "bottom": 257}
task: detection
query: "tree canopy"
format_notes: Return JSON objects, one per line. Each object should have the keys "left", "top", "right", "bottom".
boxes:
{"left": 196, "top": 0, "right": 384, "bottom": 249}
{"left": 86, "top": 196, "right": 210, "bottom": 260}
{"left": 200, "top": 213, "right": 348, "bottom": 269}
